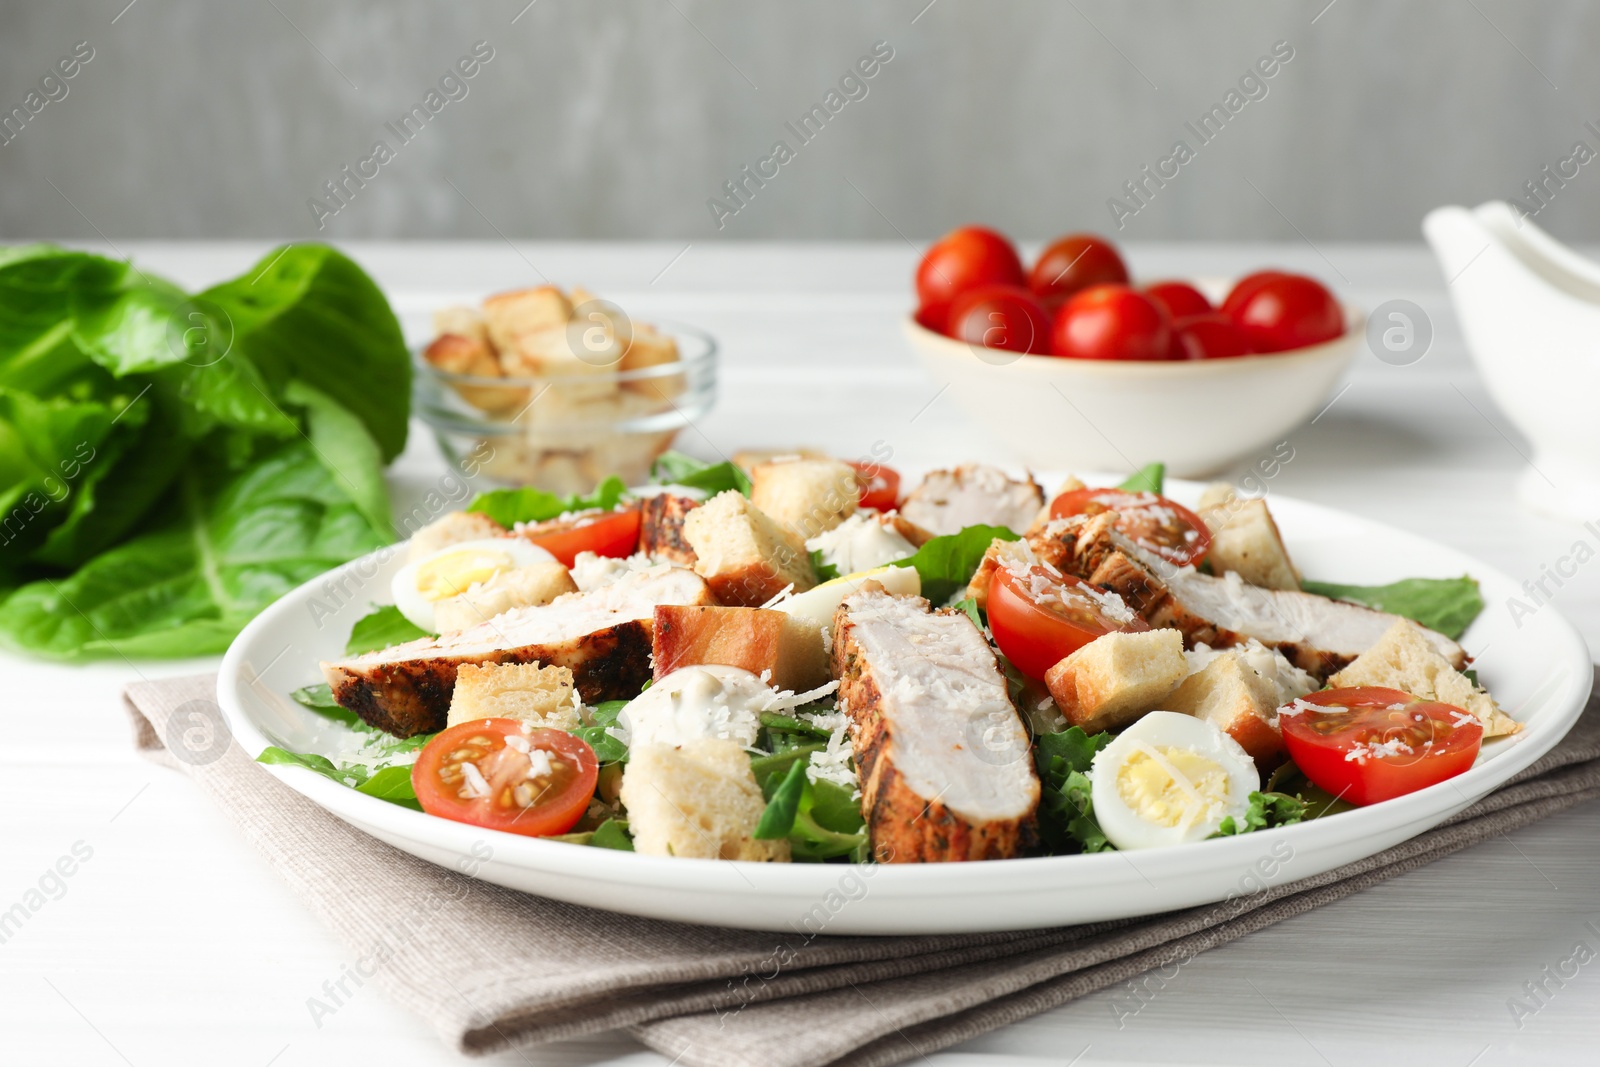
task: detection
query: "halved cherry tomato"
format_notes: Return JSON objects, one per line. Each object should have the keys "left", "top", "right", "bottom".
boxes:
{"left": 848, "top": 460, "right": 901, "bottom": 512}
{"left": 1048, "top": 488, "right": 1211, "bottom": 567}
{"left": 1278, "top": 687, "right": 1483, "bottom": 806}
{"left": 1028, "top": 234, "right": 1129, "bottom": 308}
{"left": 512, "top": 507, "right": 641, "bottom": 567}
{"left": 413, "top": 721, "right": 599, "bottom": 836}
{"left": 916, "top": 226, "right": 1026, "bottom": 333}
{"left": 987, "top": 563, "right": 1149, "bottom": 679}
{"left": 946, "top": 285, "right": 1053, "bottom": 354}
{"left": 1050, "top": 284, "right": 1173, "bottom": 362}
{"left": 1173, "top": 313, "right": 1252, "bottom": 360}
{"left": 1222, "top": 271, "right": 1344, "bottom": 353}
{"left": 1144, "top": 281, "right": 1213, "bottom": 321}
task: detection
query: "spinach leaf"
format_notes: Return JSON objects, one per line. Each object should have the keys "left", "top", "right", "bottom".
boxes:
{"left": 1117, "top": 462, "right": 1165, "bottom": 495}
{"left": 345, "top": 604, "right": 432, "bottom": 656}
{"left": 951, "top": 596, "right": 985, "bottom": 629}
{"left": 573, "top": 699, "right": 629, "bottom": 764}
{"left": 1034, "top": 727, "right": 1115, "bottom": 853}
{"left": 589, "top": 818, "right": 634, "bottom": 851}
{"left": 466, "top": 475, "right": 627, "bottom": 528}
{"left": 1214, "top": 791, "right": 1307, "bottom": 836}
{"left": 809, "top": 549, "right": 841, "bottom": 583}
{"left": 889, "top": 523, "right": 1020, "bottom": 605}
{"left": 356, "top": 765, "right": 422, "bottom": 809}
{"left": 650, "top": 450, "right": 751, "bottom": 496}
{"left": 290, "top": 682, "right": 362, "bottom": 727}
{"left": 256, "top": 746, "right": 423, "bottom": 811}
{"left": 1300, "top": 575, "right": 1484, "bottom": 640}
{"left": 754, "top": 760, "right": 808, "bottom": 839}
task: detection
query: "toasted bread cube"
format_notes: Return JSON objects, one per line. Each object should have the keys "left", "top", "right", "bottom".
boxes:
{"left": 1198, "top": 487, "right": 1300, "bottom": 591}
{"left": 1164, "top": 653, "right": 1285, "bottom": 765}
{"left": 653, "top": 604, "right": 829, "bottom": 691}
{"left": 405, "top": 511, "right": 508, "bottom": 562}
{"left": 620, "top": 739, "right": 790, "bottom": 861}
{"left": 1026, "top": 475, "right": 1087, "bottom": 534}
{"left": 732, "top": 447, "right": 828, "bottom": 473}
{"left": 482, "top": 286, "right": 572, "bottom": 356}
{"left": 433, "top": 562, "right": 579, "bottom": 633}
{"left": 433, "top": 305, "right": 489, "bottom": 344}
{"left": 446, "top": 661, "right": 580, "bottom": 730}
{"left": 619, "top": 323, "right": 684, "bottom": 398}
{"left": 1330, "top": 619, "right": 1518, "bottom": 737}
{"left": 749, "top": 457, "right": 861, "bottom": 540}
{"left": 682, "top": 490, "right": 816, "bottom": 607}
{"left": 423, "top": 333, "right": 528, "bottom": 415}
{"left": 498, "top": 322, "right": 621, "bottom": 401}
{"left": 1044, "top": 629, "right": 1188, "bottom": 734}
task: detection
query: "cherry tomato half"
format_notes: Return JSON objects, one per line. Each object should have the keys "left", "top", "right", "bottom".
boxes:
{"left": 1222, "top": 271, "right": 1344, "bottom": 353}
{"left": 987, "top": 563, "right": 1149, "bottom": 679}
{"left": 1144, "top": 281, "right": 1213, "bottom": 321}
{"left": 413, "top": 721, "right": 599, "bottom": 836}
{"left": 1173, "top": 313, "right": 1252, "bottom": 360}
{"left": 1050, "top": 284, "right": 1173, "bottom": 362}
{"left": 1049, "top": 487, "right": 1212, "bottom": 567}
{"left": 1028, "top": 234, "right": 1130, "bottom": 308}
{"left": 848, "top": 460, "right": 901, "bottom": 512}
{"left": 946, "top": 285, "right": 1053, "bottom": 355}
{"left": 1279, "top": 687, "right": 1483, "bottom": 806}
{"left": 916, "top": 226, "right": 1026, "bottom": 333}
{"left": 512, "top": 507, "right": 641, "bottom": 568}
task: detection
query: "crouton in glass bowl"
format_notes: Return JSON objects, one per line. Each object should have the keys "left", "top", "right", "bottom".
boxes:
{"left": 415, "top": 286, "right": 717, "bottom": 496}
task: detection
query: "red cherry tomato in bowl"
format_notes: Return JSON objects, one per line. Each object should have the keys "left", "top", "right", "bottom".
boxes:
{"left": 1278, "top": 687, "right": 1483, "bottom": 806}
{"left": 1173, "top": 313, "right": 1253, "bottom": 360}
{"left": 1028, "top": 234, "right": 1130, "bottom": 308}
{"left": 513, "top": 507, "right": 641, "bottom": 567}
{"left": 848, "top": 460, "right": 901, "bottom": 511}
{"left": 1144, "top": 281, "right": 1213, "bottom": 321}
{"left": 1050, "top": 284, "right": 1173, "bottom": 362}
{"left": 1048, "top": 487, "right": 1211, "bottom": 567}
{"left": 987, "top": 563, "right": 1149, "bottom": 679}
{"left": 1222, "top": 271, "right": 1345, "bottom": 353}
{"left": 946, "top": 285, "right": 1053, "bottom": 354}
{"left": 916, "top": 226, "right": 1026, "bottom": 333}
{"left": 413, "top": 721, "right": 599, "bottom": 837}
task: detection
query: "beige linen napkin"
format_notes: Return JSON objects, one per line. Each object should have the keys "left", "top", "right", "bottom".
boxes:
{"left": 126, "top": 671, "right": 1600, "bottom": 1067}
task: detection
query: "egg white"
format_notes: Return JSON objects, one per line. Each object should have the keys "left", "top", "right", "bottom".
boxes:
{"left": 1090, "top": 711, "right": 1259, "bottom": 850}
{"left": 390, "top": 537, "right": 556, "bottom": 632}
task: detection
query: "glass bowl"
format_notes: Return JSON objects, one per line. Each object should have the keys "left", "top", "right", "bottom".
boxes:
{"left": 414, "top": 318, "right": 717, "bottom": 496}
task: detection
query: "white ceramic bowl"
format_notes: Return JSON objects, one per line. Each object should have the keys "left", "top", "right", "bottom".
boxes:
{"left": 904, "top": 303, "right": 1362, "bottom": 477}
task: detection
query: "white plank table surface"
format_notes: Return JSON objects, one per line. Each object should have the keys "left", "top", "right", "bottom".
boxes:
{"left": 3, "top": 241, "right": 1598, "bottom": 1067}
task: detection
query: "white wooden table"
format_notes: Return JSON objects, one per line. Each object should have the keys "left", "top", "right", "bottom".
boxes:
{"left": 4, "top": 241, "right": 1597, "bottom": 1067}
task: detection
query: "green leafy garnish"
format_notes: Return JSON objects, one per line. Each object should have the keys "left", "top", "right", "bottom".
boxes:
{"left": 758, "top": 711, "right": 834, "bottom": 741}
{"left": 256, "top": 745, "right": 425, "bottom": 811}
{"left": 572, "top": 699, "right": 629, "bottom": 764}
{"left": 754, "top": 760, "right": 808, "bottom": 839}
{"left": 344, "top": 605, "right": 432, "bottom": 656}
{"left": 1214, "top": 791, "right": 1307, "bottom": 836}
{"left": 890, "top": 523, "right": 1020, "bottom": 605}
{"left": 1299, "top": 575, "right": 1484, "bottom": 640}
{"left": 749, "top": 746, "right": 866, "bottom": 860}
{"left": 465, "top": 475, "right": 628, "bottom": 528}
{"left": 1117, "top": 462, "right": 1165, "bottom": 495}
{"left": 1034, "top": 727, "right": 1115, "bottom": 853}
{"left": 589, "top": 818, "right": 635, "bottom": 851}
{"left": 809, "top": 549, "right": 841, "bottom": 583}
{"left": 1265, "top": 761, "right": 1358, "bottom": 819}
{"left": 650, "top": 450, "right": 751, "bottom": 496}
{"left": 290, "top": 682, "right": 361, "bottom": 727}
{"left": 951, "top": 596, "right": 985, "bottom": 629}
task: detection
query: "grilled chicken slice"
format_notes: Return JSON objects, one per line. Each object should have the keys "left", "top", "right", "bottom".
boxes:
{"left": 1080, "top": 530, "right": 1467, "bottom": 679}
{"left": 637, "top": 492, "right": 701, "bottom": 566}
{"left": 323, "top": 567, "right": 712, "bottom": 737}
{"left": 832, "top": 586, "right": 1040, "bottom": 862}
{"left": 898, "top": 464, "right": 1044, "bottom": 537}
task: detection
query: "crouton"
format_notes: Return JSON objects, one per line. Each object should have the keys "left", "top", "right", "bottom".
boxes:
{"left": 899, "top": 464, "right": 1044, "bottom": 537}
{"left": 433, "top": 305, "right": 489, "bottom": 344}
{"left": 406, "top": 511, "right": 508, "bottom": 562}
{"left": 682, "top": 490, "right": 816, "bottom": 607}
{"left": 1330, "top": 619, "right": 1519, "bottom": 736}
{"left": 446, "top": 661, "right": 580, "bottom": 730}
{"left": 1164, "top": 652, "right": 1286, "bottom": 766}
{"left": 482, "top": 285, "right": 572, "bottom": 356}
{"left": 652, "top": 604, "right": 830, "bottom": 691}
{"left": 749, "top": 457, "right": 861, "bottom": 540}
{"left": 1026, "top": 475, "right": 1087, "bottom": 534}
{"left": 423, "top": 333, "right": 529, "bottom": 415}
{"left": 1198, "top": 486, "right": 1300, "bottom": 591}
{"left": 732, "top": 447, "right": 828, "bottom": 472}
{"left": 638, "top": 493, "right": 701, "bottom": 566}
{"left": 433, "top": 562, "right": 579, "bottom": 633}
{"left": 619, "top": 322, "right": 684, "bottom": 398}
{"left": 498, "top": 323, "right": 621, "bottom": 401}
{"left": 620, "top": 739, "right": 790, "bottom": 861}
{"left": 1044, "top": 629, "right": 1188, "bottom": 734}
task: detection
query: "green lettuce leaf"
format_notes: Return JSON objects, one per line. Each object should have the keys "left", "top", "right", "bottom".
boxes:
{"left": 465, "top": 475, "right": 627, "bottom": 528}
{"left": 809, "top": 549, "right": 841, "bottom": 583}
{"left": 344, "top": 604, "right": 432, "bottom": 656}
{"left": 889, "top": 523, "right": 1020, "bottom": 605}
{"left": 650, "top": 451, "right": 751, "bottom": 496}
{"left": 572, "top": 699, "right": 629, "bottom": 764}
{"left": 1034, "top": 727, "right": 1115, "bottom": 854}
{"left": 1117, "top": 462, "right": 1165, "bottom": 495}
{"left": 1299, "top": 575, "right": 1484, "bottom": 640}
{"left": 1214, "top": 791, "right": 1307, "bottom": 836}
{"left": 256, "top": 746, "right": 423, "bottom": 810}
{"left": 589, "top": 818, "right": 635, "bottom": 851}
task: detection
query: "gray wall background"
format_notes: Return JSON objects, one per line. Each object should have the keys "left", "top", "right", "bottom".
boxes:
{"left": 2, "top": 0, "right": 1599, "bottom": 243}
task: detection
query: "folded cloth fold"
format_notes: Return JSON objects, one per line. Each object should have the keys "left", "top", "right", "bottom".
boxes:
{"left": 125, "top": 671, "right": 1600, "bottom": 1067}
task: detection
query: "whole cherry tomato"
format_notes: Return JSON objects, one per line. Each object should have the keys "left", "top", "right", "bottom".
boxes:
{"left": 915, "top": 226, "right": 1026, "bottom": 333}
{"left": 1028, "top": 234, "right": 1130, "bottom": 308}
{"left": 1050, "top": 284, "right": 1173, "bottom": 362}
{"left": 1173, "top": 313, "right": 1253, "bottom": 360}
{"left": 1144, "top": 281, "right": 1213, "bottom": 321}
{"left": 1222, "top": 271, "right": 1344, "bottom": 353}
{"left": 946, "top": 285, "right": 1053, "bottom": 355}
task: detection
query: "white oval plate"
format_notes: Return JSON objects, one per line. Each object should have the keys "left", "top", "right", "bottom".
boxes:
{"left": 217, "top": 476, "right": 1592, "bottom": 934}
